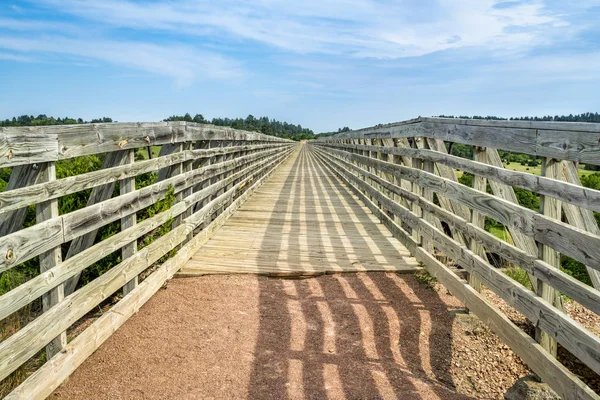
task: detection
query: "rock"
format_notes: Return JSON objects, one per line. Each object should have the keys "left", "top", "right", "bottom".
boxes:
{"left": 504, "top": 376, "right": 560, "bottom": 400}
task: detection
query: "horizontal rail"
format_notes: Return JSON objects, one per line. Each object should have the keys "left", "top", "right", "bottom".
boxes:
{"left": 319, "top": 117, "right": 600, "bottom": 165}
{"left": 322, "top": 142, "right": 600, "bottom": 214}
{"left": 0, "top": 122, "right": 292, "bottom": 168}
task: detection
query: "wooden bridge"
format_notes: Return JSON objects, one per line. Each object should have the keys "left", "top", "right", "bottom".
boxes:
{"left": 1, "top": 118, "right": 600, "bottom": 399}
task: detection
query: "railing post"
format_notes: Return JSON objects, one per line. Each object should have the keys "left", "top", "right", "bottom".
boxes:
{"left": 36, "top": 161, "right": 67, "bottom": 358}
{"left": 193, "top": 140, "right": 211, "bottom": 215}
{"left": 468, "top": 146, "right": 486, "bottom": 293}
{"left": 182, "top": 141, "right": 194, "bottom": 244}
{"left": 121, "top": 149, "right": 138, "bottom": 295}
{"left": 410, "top": 138, "right": 423, "bottom": 245}
{"left": 170, "top": 143, "right": 185, "bottom": 230}
{"left": 536, "top": 157, "right": 561, "bottom": 357}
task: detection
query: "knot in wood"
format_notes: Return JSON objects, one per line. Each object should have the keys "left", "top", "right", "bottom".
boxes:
{"left": 118, "top": 139, "right": 128, "bottom": 148}
{"left": 5, "top": 248, "right": 14, "bottom": 262}
{"left": 7, "top": 150, "right": 13, "bottom": 159}
{"left": 145, "top": 136, "right": 151, "bottom": 144}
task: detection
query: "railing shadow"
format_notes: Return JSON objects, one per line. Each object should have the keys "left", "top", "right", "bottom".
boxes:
{"left": 247, "top": 145, "right": 473, "bottom": 399}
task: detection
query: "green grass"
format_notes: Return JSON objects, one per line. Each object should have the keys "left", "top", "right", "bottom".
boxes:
{"left": 503, "top": 162, "right": 590, "bottom": 179}
{"left": 414, "top": 268, "right": 437, "bottom": 289}
{"left": 136, "top": 146, "right": 161, "bottom": 160}
{"left": 488, "top": 225, "right": 510, "bottom": 242}
{"left": 502, "top": 266, "right": 532, "bottom": 290}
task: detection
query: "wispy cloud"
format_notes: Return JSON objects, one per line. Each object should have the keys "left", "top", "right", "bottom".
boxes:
{"left": 1, "top": 0, "right": 599, "bottom": 130}
{"left": 32, "top": 0, "right": 577, "bottom": 58}
{"left": 0, "top": 33, "right": 242, "bottom": 84}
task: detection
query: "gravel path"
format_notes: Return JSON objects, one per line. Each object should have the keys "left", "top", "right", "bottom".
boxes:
{"left": 52, "top": 273, "right": 483, "bottom": 399}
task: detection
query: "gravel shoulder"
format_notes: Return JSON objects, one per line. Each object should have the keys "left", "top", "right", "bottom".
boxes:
{"left": 53, "top": 273, "right": 532, "bottom": 400}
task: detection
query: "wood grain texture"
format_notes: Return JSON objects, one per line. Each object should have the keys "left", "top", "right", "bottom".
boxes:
{"left": 35, "top": 161, "right": 67, "bottom": 359}
{"left": 318, "top": 117, "right": 600, "bottom": 165}
{"left": 0, "top": 122, "right": 292, "bottom": 168}
{"left": 318, "top": 148, "right": 600, "bottom": 316}
{"left": 320, "top": 141, "right": 600, "bottom": 214}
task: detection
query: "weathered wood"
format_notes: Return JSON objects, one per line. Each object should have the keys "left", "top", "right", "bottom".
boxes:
{"left": 559, "top": 161, "right": 600, "bottom": 289}
{"left": 320, "top": 117, "right": 600, "bottom": 165}
{"left": 317, "top": 145, "right": 600, "bottom": 274}
{"left": 0, "top": 202, "right": 187, "bottom": 323}
{"left": 182, "top": 145, "right": 418, "bottom": 276}
{"left": 0, "top": 128, "right": 58, "bottom": 168}
{"left": 469, "top": 147, "right": 486, "bottom": 292}
{"left": 536, "top": 158, "right": 561, "bottom": 357}
{"left": 322, "top": 156, "right": 600, "bottom": 400}
{"left": 0, "top": 122, "right": 292, "bottom": 168}
{"left": 320, "top": 142, "right": 600, "bottom": 214}
{"left": 414, "top": 247, "right": 600, "bottom": 400}
{"left": 36, "top": 161, "right": 67, "bottom": 359}
{"left": 0, "top": 164, "right": 41, "bottom": 237}
{"left": 121, "top": 149, "right": 138, "bottom": 295}
{"left": 322, "top": 149, "right": 600, "bottom": 316}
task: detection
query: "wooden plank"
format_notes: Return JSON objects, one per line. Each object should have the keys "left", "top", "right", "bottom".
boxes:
{"left": 0, "top": 122, "right": 291, "bottom": 168}
{"left": 468, "top": 147, "right": 486, "bottom": 292}
{"left": 0, "top": 164, "right": 42, "bottom": 237}
{"left": 559, "top": 161, "right": 600, "bottom": 288}
{"left": 319, "top": 148, "right": 600, "bottom": 315}
{"left": 0, "top": 128, "right": 58, "bottom": 168}
{"left": 415, "top": 246, "right": 600, "bottom": 400}
{"left": 320, "top": 141, "right": 600, "bottom": 215}
{"left": 121, "top": 149, "right": 138, "bottom": 295}
{"left": 0, "top": 152, "right": 186, "bottom": 215}
{"left": 536, "top": 158, "right": 561, "bottom": 356}
{"left": 318, "top": 117, "right": 600, "bottom": 165}
{"left": 36, "top": 161, "right": 67, "bottom": 359}
{"left": 0, "top": 149, "right": 295, "bottom": 323}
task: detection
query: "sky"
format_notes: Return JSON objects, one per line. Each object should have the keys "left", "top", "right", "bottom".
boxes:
{"left": 1, "top": 0, "right": 600, "bottom": 133}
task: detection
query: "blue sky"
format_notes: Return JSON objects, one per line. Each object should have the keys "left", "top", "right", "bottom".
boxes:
{"left": 1, "top": 0, "right": 599, "bottom": 133}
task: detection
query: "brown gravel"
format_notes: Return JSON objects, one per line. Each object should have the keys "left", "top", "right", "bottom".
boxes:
{"left": 52, "top": 273, "right": 534, "bottom": 400}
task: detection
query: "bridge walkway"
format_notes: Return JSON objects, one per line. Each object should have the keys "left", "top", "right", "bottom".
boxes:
{"left": 50, "top": 144, "right": 477, "bottom": 400}
{"left": 179, "top": 144, "right": 419, "bottom": 276}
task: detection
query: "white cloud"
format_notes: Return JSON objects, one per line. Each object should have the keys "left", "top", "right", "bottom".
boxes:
{"left": 0, "top": 34, "right": 242, "bottom": 84}
{"left": 31, "top": 0, "right": 578, "bottom": 58}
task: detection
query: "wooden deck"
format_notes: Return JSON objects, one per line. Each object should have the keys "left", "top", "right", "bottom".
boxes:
{"left": 179, "top": 145, "right": 419, "bottom": 276}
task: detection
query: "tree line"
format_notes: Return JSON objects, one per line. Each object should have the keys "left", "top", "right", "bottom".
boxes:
{"left": 436, "top": 112, "right": 600, "bottom": 123}
{"left": 164, "top": 113, "right": 314, "bottom": 141}
{"left": 1, "top": 115, "right": 113, "bottom": 126}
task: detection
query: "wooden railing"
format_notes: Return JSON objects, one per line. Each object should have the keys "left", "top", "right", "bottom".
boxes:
{"left": 0, "top": 122, "right": 295, "bottom": 399}
{"left": 313, "top": 117, "right": 600, "bottom": 400}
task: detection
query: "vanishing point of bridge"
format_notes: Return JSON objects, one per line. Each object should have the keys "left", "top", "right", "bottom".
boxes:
{"left": 1, "top": 118, "right": 600, "bottom": 399}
